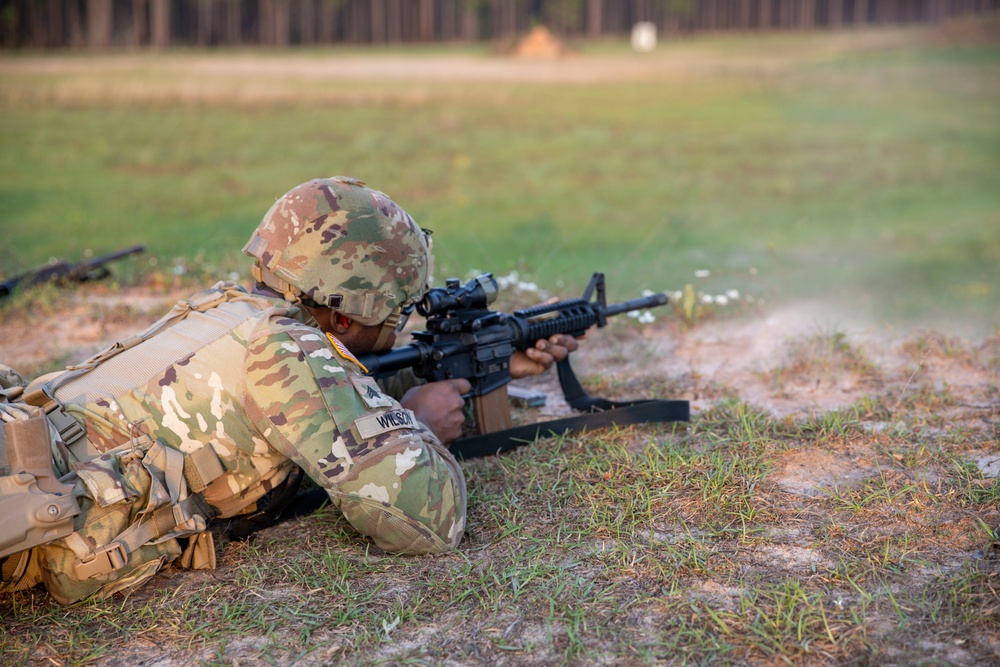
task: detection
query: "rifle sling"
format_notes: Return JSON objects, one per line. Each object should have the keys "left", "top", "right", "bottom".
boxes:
{"left": 449, "top": 398, "right": 690, "bottom": 461}
{"left": 450, "top": 358, "right": 690, "bottom": 461}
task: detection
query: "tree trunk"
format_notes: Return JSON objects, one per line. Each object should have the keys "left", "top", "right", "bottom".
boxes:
{"left": 739, "top": 0, "right": 751, "bottom": 29}
{"left": 274, "top": 0, "right": 290, "bottom": 46}
{"left": 828, "top": 0, "right": 843, "bottom": 28}
{"left": 854, "top": 0, "right": 869, "bottom": 26}
{"left": 800, "top": 0, "right": 815, "bottom": 29}
{"left": 390, "top": 0, "right": 403, "bottom": 42}
{"left": 87, "top": 0, "right": 113, "bottom": 48}
{"left": 198, "top": 0, "right": 213, "bottom": 45}
{"left": 419, "top": 0, "right": 433, "bottom": 41}
{"left": 26, "top": 0, "right": 46, "bottom": 47}
{"left": 440, "top": 0, "right": 454, "bottom": 41}
{"left": 150, "top": 0, "right": 169, "bottom": 47}
{"left": 225, "top": 0, "right": 240, "bottom": 45}
{"left": 45, "top": 0, "right": 64, "bottom": 47}
{"left": 588, "top": 0, "right": 601, "bottom": 37}
{"left": 299, "top": 0, "right": 316, "bottom": 45}
{"left": 130, "top": 0, "right": 146, "bottom": 47}
{"left": 371, "top": 0, "right": 385, "bottom": 42}
{"left": 759, "top": 0, "right": 772, "bottom": 30}
{"left": 259, "top": 0, "right": 272, "bottom": 44}
{"left": 461, "top": 1, "right": 477, "bottom": 41}
{"left": 319, "top": 0, "right": 337, "bottom": 43}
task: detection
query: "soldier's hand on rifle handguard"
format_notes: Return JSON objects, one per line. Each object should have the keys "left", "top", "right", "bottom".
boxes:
{"left": 510, "top": 333, "right": 580, "bottom": 379}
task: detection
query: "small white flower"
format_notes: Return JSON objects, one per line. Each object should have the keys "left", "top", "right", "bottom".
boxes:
{"left": 714, "top": 295, "right": 728, "bottom": 306}
{"left": 627, "top": 310, "right": 641, "bottom": 318}
{"left": 695, "top": 269, "right": 710, "bottom": 278}
{"left": 638, "top": 311, "right": 656, "bottom": 324}
{"left": 228, "top": 271, "right": 241, "bottom": 282}
{"left": 673, "top": 291, "right": 683, "bottom": 301}
{"left": 700, "top": 294, "right": 713, "bottom": 304}
{"left": 726, "top": 289, "right": 740, "bottom": 299}
{"left": 641, "top": 289, "right": 655, "bottom": 297}
{"left": 749, "top": 267, "right": 758, "bottom": 275}
{"left": 172, "top": 263, "right": 186, "bottom": 276}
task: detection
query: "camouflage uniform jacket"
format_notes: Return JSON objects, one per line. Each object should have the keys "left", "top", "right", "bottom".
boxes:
{"left": 47, "top": 283, "right": 467, "bottom": 557}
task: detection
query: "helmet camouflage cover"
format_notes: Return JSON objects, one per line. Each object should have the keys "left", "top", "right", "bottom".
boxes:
{"left": 243, "top": 176, "right": 432, "bottom": 326}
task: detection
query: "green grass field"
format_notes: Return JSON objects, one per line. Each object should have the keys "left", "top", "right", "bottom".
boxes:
{"left": 1, "top": 20, "right": 999, "bottom": 667}
{"left": 1, "top": 21, "right": 998, "bottom": 335}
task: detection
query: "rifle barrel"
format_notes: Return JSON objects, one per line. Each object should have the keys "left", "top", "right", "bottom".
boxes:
{"left": 603, "top": 292, "right": 669, "bottom": 318}
{"left": 0, "top": 244, "right": 146, "bottom": 300}
{"left": 80, "top": 244, "right": 146, "bottom": 270}
{"left": 357, "top": 343, "right": 425, "bottom": 377}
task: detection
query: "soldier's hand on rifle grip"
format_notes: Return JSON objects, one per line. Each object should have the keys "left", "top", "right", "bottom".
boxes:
{"left": 399, "top": 379, "right": 473, "bottom": 446}
{"left": 510, "top": 334, "right": 580, "bottom": 379}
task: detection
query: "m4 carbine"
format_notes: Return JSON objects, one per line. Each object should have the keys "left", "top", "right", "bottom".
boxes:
{"left": 0, "top": 244, "right": 146, "bottom": 301}
{"left": 357, "top": 272, "right": 678, "bottom": 439}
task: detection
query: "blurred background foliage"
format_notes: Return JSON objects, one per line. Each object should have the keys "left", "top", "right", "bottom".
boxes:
{"left": 0, "top": 7, "right": 998, "bottom": 336}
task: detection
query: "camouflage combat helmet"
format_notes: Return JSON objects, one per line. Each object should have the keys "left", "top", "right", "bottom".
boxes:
{"left": 243, "top": 177, "right": 432, "bottom": 334}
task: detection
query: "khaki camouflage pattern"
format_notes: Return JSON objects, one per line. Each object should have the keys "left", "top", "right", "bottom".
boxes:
{"left": 14, "top": 283, "right": 465, "bottom": 603}
{"left": 0, "top": 364, "right": 27, "bottom": 394}
{"left": 34, "top": 445, "right": 186, "bottom": 605}
{"left": 243, "top": 176, "right": 432, "bottom": 326}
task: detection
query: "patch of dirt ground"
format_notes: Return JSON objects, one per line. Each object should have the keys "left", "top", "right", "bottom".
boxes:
{"left": 2, "top": 283, "right": 998, "bottom": 666}
{"left": 5, "top": 284, "right": 997, "bottom": 481}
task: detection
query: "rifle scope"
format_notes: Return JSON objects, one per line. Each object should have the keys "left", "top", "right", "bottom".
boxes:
{"left": 417, "top": 273, "right": 499, "bottom": 317}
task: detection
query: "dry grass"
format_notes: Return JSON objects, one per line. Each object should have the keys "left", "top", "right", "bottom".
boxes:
{"left": 1, "top": 286, "right": 997, "bottom": 667}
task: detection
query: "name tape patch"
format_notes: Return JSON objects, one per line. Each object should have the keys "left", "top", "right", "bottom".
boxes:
{"left": 354, "top": 408, "right": 418, "bottom": 440}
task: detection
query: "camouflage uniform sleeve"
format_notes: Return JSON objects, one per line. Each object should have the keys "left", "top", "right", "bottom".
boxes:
{"left": 243, "top": 317, "right": 466, "bottom": 555}
{"left": 377, "top": 367, "right": 425, "bottom": 402}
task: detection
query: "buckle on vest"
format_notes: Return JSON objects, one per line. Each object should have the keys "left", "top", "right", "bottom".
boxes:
{"left": 47, "top": 406, "right": 86, "bottom": 447}
{"left": 73, "top": 541, "right": 128, "bottom": 580}
{"left": 172, "top": 503, "right": 192, "bottom": 526}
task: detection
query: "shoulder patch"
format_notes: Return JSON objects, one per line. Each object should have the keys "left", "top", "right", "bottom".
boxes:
{"left": 353, "top": 408, "right": 418, "bottom": 440}
{"left": 326, "top": 332, "right": 367, "bottom": 373}
{"left": 350, "top": 375, "right": 395, "bottom": 409}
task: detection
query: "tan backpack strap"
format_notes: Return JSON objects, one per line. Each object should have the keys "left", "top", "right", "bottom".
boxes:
{"left": 72, "top": 443, "right": 220, "bottom": 580}
{"left": 72, "top": 494, "right": 206, "bottom": 579}
{"left": 41, "top": 284, "right": 245, "bottom": 398}
{"left": 22, "top": 386, "right": 87, "bottom": 450}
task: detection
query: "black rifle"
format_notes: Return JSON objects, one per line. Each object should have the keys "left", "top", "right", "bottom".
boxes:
{"left": 234, "top": 275, "right": 690, "bottom": 539}
{"left": 357, "top": 272, "right": 690, "bottom": 459}
{"left": 0, "top": 244, "right": 146, "bottom": 301}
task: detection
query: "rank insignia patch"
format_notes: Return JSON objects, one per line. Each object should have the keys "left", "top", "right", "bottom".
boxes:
{"left": 350, "top": 375, "right": 395, "bottom": 409}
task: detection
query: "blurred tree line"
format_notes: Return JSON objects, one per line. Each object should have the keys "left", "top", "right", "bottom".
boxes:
{"left": 2, "top": 0, "right": 997, "bottom": 48}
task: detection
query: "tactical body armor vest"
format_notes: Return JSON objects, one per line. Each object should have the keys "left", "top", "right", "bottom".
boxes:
{"left": 0, "top": 282, "right": 296, "bottom": 603}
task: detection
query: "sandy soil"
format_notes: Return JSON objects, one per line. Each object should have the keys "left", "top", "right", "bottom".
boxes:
{"left": 4, "top": 283, "right": 996, "bottom": 487}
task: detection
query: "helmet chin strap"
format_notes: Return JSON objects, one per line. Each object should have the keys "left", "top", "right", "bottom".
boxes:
{"left": 372, "top": 311, "right": 401, "bottom": 352}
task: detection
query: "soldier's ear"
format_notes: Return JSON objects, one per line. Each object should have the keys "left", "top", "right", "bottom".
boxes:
{"left": 330, "top": 312, "right": 352, "bottom": 334}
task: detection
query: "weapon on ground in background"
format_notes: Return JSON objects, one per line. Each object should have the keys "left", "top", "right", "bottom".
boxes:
{"left": 358, "top": 272, "right": 690, "bottom": 459}
{"left": 0, "top": 245, "right": 146, "bottom": 301}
